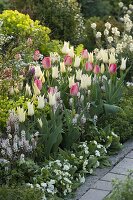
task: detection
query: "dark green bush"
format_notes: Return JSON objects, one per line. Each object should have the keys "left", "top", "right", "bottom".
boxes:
{"left": 98, "top": 87, "right": 133, "bottom": 143}
{"left": 0, "top": 186, "right": 43, "bottom": 200}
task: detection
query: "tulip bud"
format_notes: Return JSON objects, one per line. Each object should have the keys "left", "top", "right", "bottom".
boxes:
{"left": 88, "top": 52, "right": 94, "bottom": 63}
{"left": 38, "top": 118, "right": 43, "bottom": 128}
{"left": 25, "top": 84, "right": 32, "bottom": 96}
{"left": 33, "top": 50, "right": 40, "bottom": 61}
{"left": 109, "top": 53, "right": 116, "bottom": 64}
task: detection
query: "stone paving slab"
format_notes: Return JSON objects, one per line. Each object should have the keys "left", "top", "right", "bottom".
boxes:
{"left": 101, "top": 172, "right": 126, "bottom": 181}
{"left": 91, "top": 180, "right": 112, "bottom": 191}
{"left": 68, "top": 139, "right": 133, "bottom": 200}
{"left": 80, "top": 189, "right": 110, "bottom": 200}
{"left": 125, "top": 150, "right": 133, "bottom": 159}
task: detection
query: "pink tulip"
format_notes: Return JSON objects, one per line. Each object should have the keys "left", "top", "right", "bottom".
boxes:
{"left": 34, "top": 79, "right": 42, "bottom": 90}
{"left": 64, "top": 55, "right": 72, "bottom": 66}
{"left": 70, "top": 83, "right": 79, "bottom": 96}
{"left": 33, "top": 50, "right": 40, "bottom": 61}
{"left": 85, "top": 62, "right": 93, "bottom": 71}
{"left": 42, "top": 57, "right": 51, "bottom": 69}
{"left": 109, "top": 64, "right": 117, "bottom": 74}
{"left": 82, "top": 49, "right": 88, "bottom": 59}
{"left": 48, "top": 87, "right": 57, "bottom": 95}
{"left": 93, "top": 65, "right": 101, "bottom": 74}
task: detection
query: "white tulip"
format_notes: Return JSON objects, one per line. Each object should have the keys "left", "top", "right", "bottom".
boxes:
{"left": 60, "top": 62, "right": 66, "bottom": 73}
{"left": 48, "top": 93, "right": 56, "bottom": 106}
{"left": 35, "top": 65, "right": 42, "bottom": 77}
{"left": 27, "top": 102, "right": 34, "bottom": 116}
{"left": 25, "top": 83, "right": 32, "bottom": 96}
{"left": 120, "top": 58, "right": 127, "bottom": 70}
{"left": 62, "top": 41, "right": 70, "bottom": 54}
{"left": 68, "top": 76, "right": 75, "bottom": 88}
{"left": 52, "top": 67, "right": 59, "bottom": 79}
{"left": 76, "top": 69, "right": 82, "bottom": 81}
{"left": 68, "top": 46, "right": 75, "bottom": 58}
{"left": 37, "top": 95, "right": 45, "bottom": 109}
{"left": 38, "top": 118, "right": 43, "bottom": 128}
{"left": 17, "top": 107, "right": 26, "bottom": 122}
{"left": 101, "top": 63, "right": 105, "bottom": 74}
{"left": 109, "top": 53, "right": 116, "bottom": 64}
{"left": 100, "top": 49, "right": 108, "bottom": 63}
{"left": 81, "top": 74, "right": 91, "bottom": 89}
{"left": 88, "top": 52, "right": 94, "bottom": 63}
{"left": 74, "top": 56, "right": 81, "bottom": 67}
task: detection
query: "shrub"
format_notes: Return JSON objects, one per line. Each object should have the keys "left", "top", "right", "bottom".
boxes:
{"left": 105, "top": 172, "right": 133, "bottom": 200}
{"left": 0, "top": 186, "right": 43, "bottom": 200}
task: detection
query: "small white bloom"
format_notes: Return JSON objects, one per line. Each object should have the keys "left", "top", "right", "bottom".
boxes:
{"left": 74, "top": 56, "right": 81, "bottom": 67}
{"left": 118, "top": 2, "right": 124, "bottom": 8}
{"left": 27, "top": 102, "right": 34, "bottom": 116}
{"left": 37, "top": 95, "right": 45, "bottom": 109}
{"left": 95, "top": 150, "right": 100, "bottom": 157}
{"left": 120, "top": 58, "right": 127, "bottom": 70}
{"left": 96, "top": 32, "right": 102, "bottom": 38}
{"left": 68, "top": 76, "right": 75, "bottom": 88}
{"left": 38, "top": 118, "right": 43, "bottom": 128}
{"left": 76, "top": 69, "right": 82, "bottom": 80}
{"left": 62, "top": 41, "right": 70, "bottom": 54}
{"left": 68, "top": 46, "right": 75, "bottom": 58}
{"left": 17, "top": 107, "right": 26, "bottom": 122}
{"left": 105, "top": 22, "right": 111, "bottom": 29}
{"left": 52, "top": 66, "right": 59, "bottom": 79}
{"left": 91, "top": 23, "right": 97, "bottom": 29}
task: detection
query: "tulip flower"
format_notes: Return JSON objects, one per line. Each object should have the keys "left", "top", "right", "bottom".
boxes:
{"left": 52, "top": 67, "right": 59, "bottom": 79}
{"left": 64, "top": 55, "right": 72, "bottom": 66}
{"left": 48, "top": 93, "right": 56, "bottom": 106}
{"left": 29, "top": 66, "right": 35, "bottom": 75}
{"left": 35, "top": 65, "right": 43, "bottom": 77}
{"left": 70, "top": 83, "right": 79, "bottom": 96}
{"left": 81, "top": 74, "right": 91, "bottom": 89}
{"left": 37, "top": 95, "right": 45, "bottom": 109}
{"left": 68, "top": 46, "right": 75, "bottom": 58}
{"left": 33, "top": 50, "right": 40, "bottom": 61}
{"left": 101, "top": 63, "right": 105, "bottom": 74}
{"left": 82, "top": 49, "right": 88, "bottom": 59}
{"left": 34, "top": 79, "right": 42, "bottom": 90}
{"left": 25, "top": 84, "right": 32, "bottom": 96}
{"left": 85, "top": 62, "right": 93, "bottom": 71}
{"left": 100, "top": 49, "right": 108, "bottom": 63}
{"left": 48, "top": 87, "right": 57, "bottom": 95}
{"left": 27, "top": 102, "right": 34, "bottom": 116}
{"left": 17, "top": 107, "right": 26, "bottom": 122}
{"left": 68, "top": 76, "right": 75, "bottom": 88}
{"left": 62, "top": 41, "right": 70, "bottom": 54}
{"left": 76, "top": 69, "right": 82, "bottom": 81}
{"left": 109, "top": 53, "right": 116, "bottom": 64}
{"left": 60, "top": 62, "right": 66, "bottom": 73}
{"left": 120, "top": 58, "right": 127, "bottom": 70}
{"left": 74, "top": 56, "right": 81, "bottom": 67}
{"left": 38, "top": 118, "right": 43, "bottom": 128}
{"left": 42, "top": 57, "right": 51, "bottom": 69}
{"left": 93, "top": 65, "right": 101, "bottom": 74}
{"left": 109, "top": 63, "right": 117, "bottom": 74}
{"left": 33, "top": 83, "right": 40, "bottom": 96}
{"left": 88, "top": 52, "right": 94, "bottom": 63}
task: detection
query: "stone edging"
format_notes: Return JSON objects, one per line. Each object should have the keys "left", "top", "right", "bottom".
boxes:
{"left": 69, "top": 138, "right": 133, "bottom": 200}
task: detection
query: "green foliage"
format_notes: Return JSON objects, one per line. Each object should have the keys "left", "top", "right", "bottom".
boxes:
{"left": 6, "top": 0, "right": 85, "bottom": 45}
{"left": 37, "top": 107, "right": 63, "bottom": 158}
{"left": 0, "top": 186, "right": 43, "bottom": 200}
{"left": 105, "top": 172, "right": 133, "bottom": 200}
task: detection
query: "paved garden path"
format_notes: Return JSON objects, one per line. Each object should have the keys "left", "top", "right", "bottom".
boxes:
{"left": 70, "top": 139, "right": 133, "bottom": 200}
